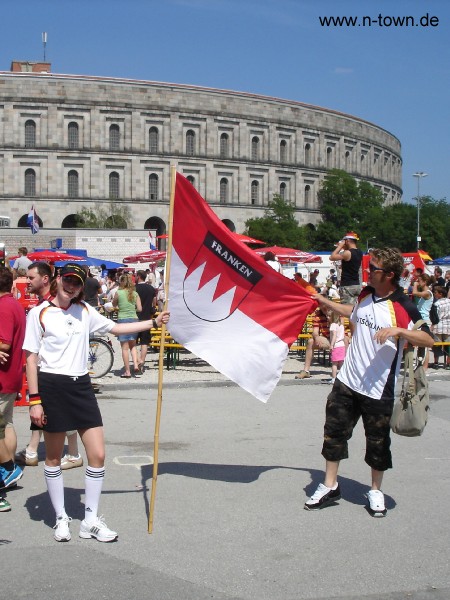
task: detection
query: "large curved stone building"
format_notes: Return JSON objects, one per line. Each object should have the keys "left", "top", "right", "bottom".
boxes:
{"left": 0, "top": 61, "right": 402, "bottom": 237}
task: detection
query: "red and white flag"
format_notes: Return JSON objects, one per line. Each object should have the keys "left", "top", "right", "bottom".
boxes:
{"left": 167, "top": 173, "right": 317, "bottom": 402}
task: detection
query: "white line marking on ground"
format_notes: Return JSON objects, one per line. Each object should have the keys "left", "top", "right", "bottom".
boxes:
{"left": 113, "top": 455, "right": 154, "bottom": 470}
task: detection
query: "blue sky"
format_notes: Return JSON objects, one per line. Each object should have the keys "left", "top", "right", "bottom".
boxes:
{"left": 1, "top": 0, "right": 448, "bottom": 206}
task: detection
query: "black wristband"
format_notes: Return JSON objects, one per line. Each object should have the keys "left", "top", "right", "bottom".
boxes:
{"left": 152, "top": 319, "right": 158, "bottom": 329}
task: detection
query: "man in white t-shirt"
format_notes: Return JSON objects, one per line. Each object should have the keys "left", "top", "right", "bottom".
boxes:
{"left": 13, "top": 247, "right": 32, "bottom": 275}
{"left": 304, "top": 247, "right": 434, "bottom": 517}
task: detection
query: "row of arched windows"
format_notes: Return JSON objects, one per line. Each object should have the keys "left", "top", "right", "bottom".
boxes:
{"left": 22, "top": 119, "right": 399, "bottom": 177}
{"left": 23, "top": 168, "right": 314, "bottom": 206}
{"left": 22, "top": 120, "right": 308, "bottom": 165}
{"left": 23, "top": 169, "right": 173, "bottom": 201}
{"left": 218, "top": 178, "right": 311, "bottom": 207}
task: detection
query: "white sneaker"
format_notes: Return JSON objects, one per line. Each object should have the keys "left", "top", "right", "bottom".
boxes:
{"left": 79, "top": 516, "right": 118, "bottom": 542}
{"left": 304, "top": 483, "right": 341, "bottom": 510}
{"left": 60, "top": 454, "right": 83, "bottom": 470}
{"left": 53, "top": 515, "right": 72, "bottom": 542}
{"left": 366, "top": 489, "right": 387, "bottom": 517}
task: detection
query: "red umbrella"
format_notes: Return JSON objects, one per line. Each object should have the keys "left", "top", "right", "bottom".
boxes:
{"left": 233, "top": 233, "right": 265, "bottom": 245}
{"left": 27, "top": 250, "right": 85, "bottom": 263}
{"left": 123, "top": 250, "right": 166, "bottom": 264}
{"left": 254, "top": 246, "right": 322, "bottom": 264}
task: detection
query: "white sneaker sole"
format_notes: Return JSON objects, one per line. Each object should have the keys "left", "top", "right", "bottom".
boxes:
{"left": 54, "top": 533, "right": 71, "bottom": 542}
{"left": 79, "top": 530, "right": 118, "bottom": 542}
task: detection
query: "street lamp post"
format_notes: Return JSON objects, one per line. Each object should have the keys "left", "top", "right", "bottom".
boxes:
{"left": 413, "top": 172, "right": 428, "bottom": 251}
{"left": 366, "top": 237, "right": 376, "bottom": 252}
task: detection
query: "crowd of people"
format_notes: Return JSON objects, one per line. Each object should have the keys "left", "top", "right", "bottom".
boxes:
{"left": 295, "top": 235, "right": 450, "bottom": 383}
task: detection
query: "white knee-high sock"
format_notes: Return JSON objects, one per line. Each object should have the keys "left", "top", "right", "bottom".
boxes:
{"left": 44, "top": 465, "right": 66, "bottom": 519}
{"left": 84, "top": 466, "right": 105, "bottom": 523}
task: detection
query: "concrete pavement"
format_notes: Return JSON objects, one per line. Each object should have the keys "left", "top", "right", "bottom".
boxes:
{"left": 2, "top": 372, "right": 450, "bottom": 600}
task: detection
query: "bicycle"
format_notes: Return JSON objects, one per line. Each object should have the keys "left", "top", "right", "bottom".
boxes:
{"left": 88, "top": 336, "right": 115, "bottom": 378}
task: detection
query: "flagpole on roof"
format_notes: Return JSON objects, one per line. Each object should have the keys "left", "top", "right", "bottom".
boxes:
{"left": 148, "top": 164, "right": 176, "bottom": 534}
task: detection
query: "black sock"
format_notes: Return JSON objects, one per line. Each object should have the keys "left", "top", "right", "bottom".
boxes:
{"left": 1, "top": 460, "right": 14, "bottom": 471}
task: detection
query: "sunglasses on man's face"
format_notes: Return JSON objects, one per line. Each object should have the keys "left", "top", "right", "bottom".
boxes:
{"left": 368, "top": 263, "right": 390, "bottom": 273}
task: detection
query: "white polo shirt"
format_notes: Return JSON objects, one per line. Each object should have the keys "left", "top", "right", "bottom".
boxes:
{"left": 23, "top": 301, "right": 115, "bottom": 377}
{"left": 338, "top": 287, "right": 431, "bottom": 402}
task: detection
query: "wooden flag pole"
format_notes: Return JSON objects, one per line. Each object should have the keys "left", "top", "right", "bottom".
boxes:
{"left": 148, "top": 165, "right": 177, "bottom": 534}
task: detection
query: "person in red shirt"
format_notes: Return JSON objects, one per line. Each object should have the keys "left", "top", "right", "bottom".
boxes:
{"left": 0, "top": 266, "right": 26, "bottom": 509}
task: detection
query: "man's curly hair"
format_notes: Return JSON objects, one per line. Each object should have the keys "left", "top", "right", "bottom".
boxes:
{"left": 369, "top": 248, "right": 404, "bottom": 284}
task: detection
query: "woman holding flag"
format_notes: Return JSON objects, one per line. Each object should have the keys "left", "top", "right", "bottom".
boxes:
{"left": 23, "top": 263, "right": 169, "bottom": 542}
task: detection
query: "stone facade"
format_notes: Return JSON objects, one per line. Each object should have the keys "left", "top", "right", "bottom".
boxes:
{"left": 0, "top": 67, "right": 402, "bottom": 237}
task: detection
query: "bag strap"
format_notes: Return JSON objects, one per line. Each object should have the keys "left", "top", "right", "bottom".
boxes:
{"left": 402, "top": 346, "right": 415, "bottom": 394}
{"left": 403, "top": 319, "right": 427, "bottom": 394}
{"left": 412, "top": 319, "right": 426, "bottom": 331}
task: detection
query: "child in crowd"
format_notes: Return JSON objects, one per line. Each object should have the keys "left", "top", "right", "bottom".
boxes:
{"left": 325, "top": 309, "right": 346, "bottom": 384}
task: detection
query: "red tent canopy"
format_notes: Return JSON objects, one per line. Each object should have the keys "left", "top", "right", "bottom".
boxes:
{"left": 254, "top": 246, "right": 322, "bottom": 264}
{"left": 233, "top": 233, "right": 265, "bottom": 245}
{"left": 27, "top": 251, "right": 85, "bottom": 263}
{"left": 123, "top": 250, "right": 166, "bottom": 264}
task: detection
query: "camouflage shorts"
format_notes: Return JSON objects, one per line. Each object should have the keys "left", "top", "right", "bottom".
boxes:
{"left": 339, "top": 285, "right": 362, "bottom": 305}
{"left": 322, "top": 379, "right": 393, "bottom": 471}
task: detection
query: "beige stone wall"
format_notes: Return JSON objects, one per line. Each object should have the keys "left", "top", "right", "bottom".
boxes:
{"left": 0, "top": 72, "right": 402, "bottom": 234}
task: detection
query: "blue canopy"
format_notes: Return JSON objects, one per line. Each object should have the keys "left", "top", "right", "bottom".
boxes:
{"left": 428, "top": 256, "right": 450, "bottom": 266}
{"left": 54, "top": 256, "right": 124, "bottom": 269}
{"left": 32, "top": 248, "right": 124, "bottom": 269}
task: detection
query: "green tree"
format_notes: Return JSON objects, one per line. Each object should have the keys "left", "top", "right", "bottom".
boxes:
{"left": 375, "top": 196, "right": 450, "bottom": 257}
{"left": 75, "top": 203, "right": 132, "bottom": 229}
{"left": 245, "top": 195, "right": 312, "bottom": 248}
{"left": 374, "top": 203, "right": 417, "bottom": 251}
{"left": 313, "top": 169, "right": 384, "bottom": 249}
{"left": 417, "top": 197, "right": 450, "bottom": 257}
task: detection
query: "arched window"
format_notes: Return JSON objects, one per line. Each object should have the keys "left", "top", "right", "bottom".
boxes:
{"left": 345, "top": 150, "right": 350, "bottom": 169}
{"left": 304, "top": 185, "right": 311, "bottom": 208}
{"left": 251, "top": 136, "right": 260, "bottom": 161}
{"left": 109, "top": 171, "right": 120, "bottom": 199}
{"left": 25, "top": 120, "right": 36, "bottom": 148}
{"left": 109, "top": 124, "right": 120, "bottom": 151}
{"left": 279, "top": 182, "right": 287, "bottom": 200}
{"left": 68, "top": 122, "right": 79, "bottom": 149}
{"left": 251, "top": 180, "right": 259, "bottom": 205}
{"left": 25, "top": 168, "right": 36, "bottom": 197}
{"left": 68, "top": 170, "right": 79, "bottom": 198}
{"left": 304, "top": 143, "right": 311, "bottom": 166}
{"left": 62, "top": 214, "right": 82, "bottom": 228}
{"left": 149, "top": 127, "right": 159, "bottom": 153}
{"left": 280, "top": 140, "right": 287, "bottom": 163}
{"left": 105, "top": 215, "right": 127, "bottom": 229}
{"left": 326, "top": 147, "right": 333, "bottom": 169}
{"left": 186, "top": 130, "right": 195, "bottom": 156}
{"left": 220, "top": 133, "right": 229, "bottom": 158}
{"left": 220, "top": 178, "right": 228, "bottom": 204}
{"left": 149, "top": 173, "right": 158, "bottom": 201}
{"left": 186, "top": 175, "right": 195, "bottom": 186}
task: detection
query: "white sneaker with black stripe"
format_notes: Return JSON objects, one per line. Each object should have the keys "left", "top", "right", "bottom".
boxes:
{"left": 366, "top": 489, "right": 387, "bottom": 517}
{"left": 79, "top": 515, "right": 118, "bottom": 542}
{"left": 53, "top": 515, "right": 72, "bottom": 542}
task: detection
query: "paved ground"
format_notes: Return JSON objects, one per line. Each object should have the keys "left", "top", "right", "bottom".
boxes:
{"left": 3, "top": 347, "right": 450, "bottom": 600}
{"left": 90, "top": 334, "right": 352, "bottom": 391}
